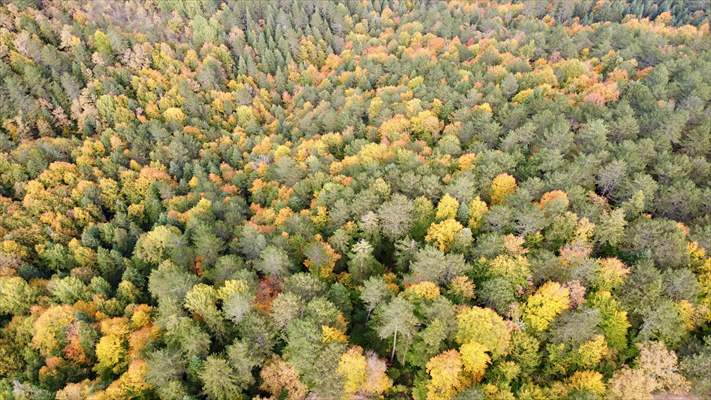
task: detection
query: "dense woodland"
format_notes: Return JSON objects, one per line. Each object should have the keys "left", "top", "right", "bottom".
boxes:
{"left": 0, "top": 0, "right": 710, "bottom": 399}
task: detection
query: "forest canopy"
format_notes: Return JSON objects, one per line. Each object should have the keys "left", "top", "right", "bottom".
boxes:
{"left": 0, "top": 0, "right": 710, "bottom": 399}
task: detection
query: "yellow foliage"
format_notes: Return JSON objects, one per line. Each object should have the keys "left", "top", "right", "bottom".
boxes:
{"left": 425, "top": 218, "right": 464, "bottom": 252}
{"left": 322, "top": 325, "right": 348, "bottom": 344}
{"left": 338, "top": 346, "right": 367, "bottom": 396}
{"left": 568, "top": 370, "right": 605, "bottom": 396}
{"left": 99, "top": 318, "right": 130, "bottom": 338}
{"left": 100, "top": 359, "right": 151, "bottom": 400}
{"left": 490, "top": 173, "right": 517, "bottom": 204}
{"left": 127, "top": 203, "right": 144, "bottom": 221}
{"left": 130, "top": 305, "right": 152, "bottom": 329}
{"left": 476, "top": 103, "right": 493, "bottom": 113}
{"left": 32, "top": 305, "right": 76, "bottom": 357}
{"left": 512, "top": 88, "right": 534, "bottom": 103}
{"left": 337, "top": 346, "right": 392, "bottom": 399}
{"left": 523, "top": 282, "right": 570, "bottom": 332}
{"left": 163, "top": 107, "right": 185, "bottom": 122}
{"left": 488, "top": 254, "right": 530, "bottom": 286}
{"left": 411, "top": 110, "right": 441, "bottom": 138}
{"left": 677, "top": 300, "right": 696, "bottom": 331}
{"left": 379, "top": 114, "right": 411, "bottom": 141}
{"left": 577, "top": 335, "right": 608, "bottom": 369}
{"left": 405, "top": 281, "right": 441, "bottom": 300}
{"left": 596, "top": 258, "right": 630, "bottom": 290}
{"left": 574, "top": 217, "right": 596, "bottom": 241}
{"left": 406, "top": 98, "right": 423, "bottom": 116}
{"left": 458, "top": 153, "right": 477, "bottom": 171}
{"left": 217, "top": 279, "right": 249, "bottom": 301}
{"left": 304, "top": 237, "right": 341, "bottom": 279}
{"left": 96, "top": 334, "right": 127, "bottom": 375}
{"left": 274, "top": 144, "right": 291, "bottom": 159}
{"left": 688, "top": 241, "right": 706, "bottom": 262}
{"left": 368, "top": 97, "right": 383, "bottom": 120}
{"left": 435, "top": 194, "right": 460, "bottom": 221}
{"left": 426, "top": 350, "right": 466, "bottom": 400}
{"left": 455, "top": 306, "right": 511, "bottom": 358}
{"left": 468, "top": 196, "right": 489, "bottom": 230}
{"left": 460, "top": 341, "right": 490, "bottom": 381}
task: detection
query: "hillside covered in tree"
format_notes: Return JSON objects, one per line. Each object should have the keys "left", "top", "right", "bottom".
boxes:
{"left": 0, "top": 0, "right": 710, "bottom": 399}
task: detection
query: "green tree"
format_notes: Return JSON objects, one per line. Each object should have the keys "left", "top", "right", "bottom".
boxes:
{"left": 376, "top": 297, "right": 419, "bottom": 362}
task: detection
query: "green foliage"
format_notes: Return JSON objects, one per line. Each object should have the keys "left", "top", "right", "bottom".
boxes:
{"left": 199, "top": 356, "right": 244, "bottom": 400}
{"left": 0, "top": 0, "right": 708, "bottom": 398}
{"left": 0, "top": 276, "right": 36, "bottom": 315}
{"left": 376, "top": 297, "right": 419, "bottom": 363}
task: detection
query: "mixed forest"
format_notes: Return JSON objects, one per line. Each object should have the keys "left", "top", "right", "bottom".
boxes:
{"left": 0, "top": 0, "right": 710, "bottom": 399}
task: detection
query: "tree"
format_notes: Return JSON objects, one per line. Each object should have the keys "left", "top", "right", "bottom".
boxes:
{"left": 361, "top": 276, "right": 391, "bottom": 319}
{"left": 624, "top": 219, "right": 689, "bottom": 269}
{"left": 487, "top": 254, "right": 531, "bottom": 289}
{"left": 435, "top": 194, "right": 460, "bottom": 221}
{"left": 637, "top": 300, "right": 686, "bottom": 348}
{"left": 408, "top": 246, "right": 469, "bottom": 285}
{"left": 184, "top": 283, "right": 224, "bottom": 335}
{"left": 270, "top": 292, "right": 304, "bottom": 331}
{"left": 594, "top": 209, "right": 626, "bottom": 247}
{"left": 455, "top": 307, "right": 510, "bottom": 358}
{"left": 376, "top": 297, "right": 419, "bottom": 362}
{"left": 607, "top": 341, "right": 690, "bottom": 400}
{"left": 148, "top": 260, "right": 198, "bottom": 306}
{"left": 490, "top": 173, "right": 517, "bottom": 205}
{"left": 426, "top": 219, "right": 465, "bottom": 252}
{"left": 681, "top": 337, "right": 711, "bottom": 398}
{"left": 607, "top": 367, "right": 655, "bottom": 400}
{"left": 467, "top": 196, "right": 489, "bottom": 231}
{"left": 145, "top": 349, "right": 188, "bottom": 400}
{"left": 283, "top": 320, "right": 345, "bottom": 397}
{"left": 426, "top": 350, "right": 467, "bottom": 400}
{"left": 303, "top": 236, "right": 341, "bottom": 279}
{"left": 347, "top": 240, "right": 382, "bottom": 282}
{"left": 337, "top": 346, "right": 392, "bottom": 399}
{"left": 378, "top": 194, "right": 414, "bottom": 241}
{"left": 635, "top": 341, "right": 689, "bottom": 395}
{"left": 523, "top": 282, "right": 571, "bottom": 332}
{"left": 567, "top": 370, "right": 605, "bottom": 397}
{"left": 255, "top": 245, "right": 291, "bottom": 277}
{"left": 260, "top": 357, "right": 307, "bottom": 400}
{"left": 460, "top": 341, "right": 490, "bottom": 381}
{"left": 1, "top": 1, "right": 710, "bottom": 397}
{"left": 135, "top": 225, "right": 183, "bottom": 265}
{"left": 199, "top": 356, "right": 243, "bottom": 400}
{"left": 0, "top": 276, "right": 36, "bottom": 315}
{"left": 95, "top": 333, "right": 127, "bottom": 377}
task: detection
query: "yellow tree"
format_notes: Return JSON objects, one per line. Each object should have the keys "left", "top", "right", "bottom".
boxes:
{"left": 490, "top": 173, "right": 516, "bottom": 204}
{"left": 425, "top": 219, "right": 464, "bottom": 252}
{"left": 467, "top": 196, "right": 488, "bottom": 230}
{"left": 435, "top": 194, "right": 459, "bottom": 221}
{"left": 426, "top": 350, "right": 467, "bottom": 400}
{"left": 455, "top": 306, "right": 511, "bottom": 358}
{"left": 337, "top": 346, "right": 392, "bottom": 399}
{"left": 460, "top": 341, "right": 490, "bottom": 381}
{"left": 523, "top": 282, "right": 571, "bottom": 332}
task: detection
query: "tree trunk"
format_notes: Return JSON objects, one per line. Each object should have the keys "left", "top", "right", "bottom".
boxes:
{"left": 390, "top": 330, "right": 398, "bottom": 362}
